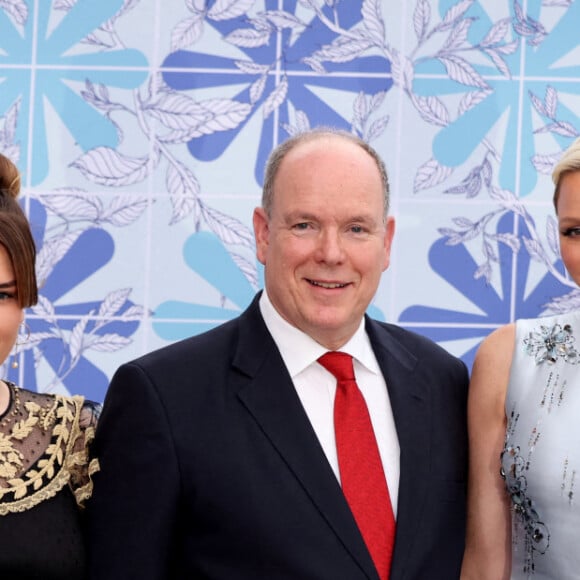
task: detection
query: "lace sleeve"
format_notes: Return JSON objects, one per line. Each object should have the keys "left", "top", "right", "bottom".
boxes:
{"left": 67, "top": 398, "right": 102, "bottom": 509}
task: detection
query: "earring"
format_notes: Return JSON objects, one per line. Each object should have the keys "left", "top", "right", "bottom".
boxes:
{"left": 11, "top": 322, "right": 30, "bottom": 369}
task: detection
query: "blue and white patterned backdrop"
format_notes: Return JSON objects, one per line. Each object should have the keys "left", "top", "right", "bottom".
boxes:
{"left": 2, "top": 0, "right": 578, "bottom": 402}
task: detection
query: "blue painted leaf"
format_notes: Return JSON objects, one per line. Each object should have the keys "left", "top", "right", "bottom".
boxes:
{"left": 528, "top": 90, "right": 547, "bottom": 117}
{"left": 264, "top": 10, "right": 306, "bottom": 30}
{"left": 365, "top": 115, "right": 389, "bottom": 142}
{"left": 70, "top": 317, "right": 90, "bottom": 362}
{"left": 2, "top": 0, "right": 28, "bottom": 24}
{"left": 88, "top": 333, "right": 132, "bottom": 352}
{"left": 413, "top": 94, "right": 449, "bottom": 127}
{"left": 439, "top": 0, "right": 474, "bottom": 30}
{"left": 480, "top": 18, "right": 510, "bottom": 47}
{"left": 235, "top": 60, "right": 269, "bottom": 74}
{"left": 413, "top": 0, "right": 430, "bottom": 42}
{"left": 442, "top": 17, "right": 471, "bottom": 51}
{"left": 353, "top": 92, "right": 368, "bottom": 130}
{"left": 439, "top": 55, "right": 488, "bottom": 89}
{"left": 263, "top": 76, "right": 288, "bottom": 118}
{"left": 36, "top": 231, "right": 84, "bottom": 284}
{"left": 146, "top": 93, "right": 211, "bottom": 130}
{"left": 208, "top": 0, "right": 256, "bottom": 21}
{"left": 414, "top": 158, "right": 453, "bottom": 192}
{"left": 546, "top": 216, "right": 560, "bottom": 257}
{"left": 42, "top": 192, "right": 102, "bottom": 220}
{"left": 225, "top": 27, "right": 270, "bottom": 48}
{"left": 531, "top": 153, "right": 559, "bottom": 175}
{"left": 523, "top": 237, "right": 545, "bottom": 263}
{"left": 457, "top": 89, "right": 492, "bottom": 116}
{"left": 101, "top": 196, "right": 149, "bottom": 227}
{"left": 483, "top": 48, "right": 510, "bottom": 78}
{"left": 171, "top": 14, "right": 204, "bottom": 51}
{"left": 545, "top": 86, "right": 558, "bottom": 119}
{"left": 72, "top": 147, "right": 152, "bottom": 187}
{"left": 97, "top": 288, "right": 132, "bottom": 318}
{"left": 31, "top": 295, "right": 56, "bottom": 322}
{"left": 250, "top": 74, "right": 268, "bottom": 104}
{"left": 200, "top": 203, "right": 254, "bottom": 247}
{"left": 362, "top": 0, "right": 384, "bottom": 45}
{"left": 315, "top": 35, "right": 374, "bottom": 63}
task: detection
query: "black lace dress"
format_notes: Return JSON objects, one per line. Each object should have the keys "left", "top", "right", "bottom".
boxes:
{"left": 0, "top": 382, "right": 100, "bottom": 579}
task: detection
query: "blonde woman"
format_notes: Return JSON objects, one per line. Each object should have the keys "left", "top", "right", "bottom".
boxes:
{"left": 462, "top": 138, "right": 580, "bottom": 579}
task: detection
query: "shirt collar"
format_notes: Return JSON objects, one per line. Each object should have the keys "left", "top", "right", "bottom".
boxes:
{"left": 259, "top": 290, "right": 381, "bottom": 378}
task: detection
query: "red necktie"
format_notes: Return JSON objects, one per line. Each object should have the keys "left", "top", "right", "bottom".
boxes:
{"left": 318, "top": 351, "right": 395, "bottom": 580}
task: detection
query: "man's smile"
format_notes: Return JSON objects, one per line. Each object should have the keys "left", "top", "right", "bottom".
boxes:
{"left": 306, "top": 279, "right": 349, "bottom": 289}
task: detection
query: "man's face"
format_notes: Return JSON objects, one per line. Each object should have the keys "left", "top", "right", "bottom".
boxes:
{"left": 253, "top": 136, "right": 394, "bottom": 350}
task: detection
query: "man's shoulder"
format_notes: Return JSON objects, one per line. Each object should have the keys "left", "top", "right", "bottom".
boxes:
{"left": 137, "top": 315, "right": 242, "bottom": 367}
{"left": 367, "top": 317, "right": 465, "bottom": 367}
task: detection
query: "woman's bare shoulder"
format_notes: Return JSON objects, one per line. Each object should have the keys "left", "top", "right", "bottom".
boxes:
{"left": 470, "top": 323, "right": 516, "bottom": 402}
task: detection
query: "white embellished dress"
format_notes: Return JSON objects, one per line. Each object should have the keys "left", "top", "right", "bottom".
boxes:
{"left": 503, "top": 313, "right": 580, "bottom": 579}
{"left": 0, "top": 381, "right": 100, "bottom": 579}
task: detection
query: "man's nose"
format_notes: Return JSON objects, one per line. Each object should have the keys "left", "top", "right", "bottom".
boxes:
{"left": 315, "top": 229, "right": 345, "bottom": 263}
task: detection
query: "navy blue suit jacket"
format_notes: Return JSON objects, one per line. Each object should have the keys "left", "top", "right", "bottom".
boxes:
{"left": 86, "top": 294, "right": 468, "bottom": 579}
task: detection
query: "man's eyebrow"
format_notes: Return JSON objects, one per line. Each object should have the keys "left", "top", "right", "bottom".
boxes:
{"left": 0, "top": 279, "right": 16, "bottom": 289}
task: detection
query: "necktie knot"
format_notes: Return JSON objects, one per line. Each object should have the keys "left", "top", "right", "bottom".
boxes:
{"left": 318, "top": 351, "right": 355, "bottom": 382}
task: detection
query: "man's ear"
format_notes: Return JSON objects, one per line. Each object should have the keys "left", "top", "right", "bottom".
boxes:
{"left": 253, "top": 207, "right": 270, "bottom": 266}
{"left": 382, "top": 216, "right": 395, "bottom": 271}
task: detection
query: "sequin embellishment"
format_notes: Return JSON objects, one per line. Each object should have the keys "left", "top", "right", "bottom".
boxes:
{"left": 501, "top": 445, "right": 550, "bottom": 573}
{"left": 524, "top": 324, "right": 578, "bottom": 365}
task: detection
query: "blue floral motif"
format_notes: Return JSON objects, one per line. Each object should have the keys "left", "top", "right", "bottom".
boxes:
{"left": 5, "top": 199, "right": 141, "bottom": 403}
{"left": 524, "top": 323, "right": 578, "bottom": 365}
{"left": 413, "top": 0, "right": 580, "bottom": 196}
{"left": 161, "top": 0, "right": 391, "bottom": 184}
{"left": 0, "top": 0, "right": 147, "bottom": 184}
{"left": 153, "top": 231, "right": 261, "bottom": 340}
{"left": 399, "top": 212, "right": 567, "bottom": 369}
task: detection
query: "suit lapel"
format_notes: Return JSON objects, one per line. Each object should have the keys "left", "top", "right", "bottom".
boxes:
{"left": 366, "top": 318, "right": 432, "bottom": 580}
{"left": 233, "top": 298, "right": 379, "bottom": 580}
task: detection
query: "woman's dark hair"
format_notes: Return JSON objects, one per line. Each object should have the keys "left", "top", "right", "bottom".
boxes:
{"left": 0, "top": 154, "right": 38, "bottom": 308}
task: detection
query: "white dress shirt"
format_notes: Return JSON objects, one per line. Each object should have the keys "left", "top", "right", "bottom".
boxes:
{"left": 259, "top": 291, "right": 400, "bottom": 515}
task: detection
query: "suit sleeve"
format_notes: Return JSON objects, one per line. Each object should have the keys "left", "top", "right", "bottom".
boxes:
{"left": 85, "top": 363, "right": 181, "bottom": 580}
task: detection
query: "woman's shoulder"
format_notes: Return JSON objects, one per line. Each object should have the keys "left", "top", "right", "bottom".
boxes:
{"left": 0, "top": 386, "right": 101, "bottom": 514}
{"left": 14, "top": 385, "right": 101, "bottom": 424}
{"left": 476, "top": 323, "right": 516, "bottom": 365}
{"left": 470, "top": 324, "right": 516, "bottom": 411}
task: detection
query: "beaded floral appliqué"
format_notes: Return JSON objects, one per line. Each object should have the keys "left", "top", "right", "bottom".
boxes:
{"left": 501, "top": 444, "right": 550, "bottom": 574}
{"left": 524, "top": 323, "right": 578, "bottom": 365}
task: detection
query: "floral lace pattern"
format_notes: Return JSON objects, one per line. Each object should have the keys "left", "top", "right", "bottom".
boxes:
{"left": 0, "top": 382, "right": 100, "bottom": 515}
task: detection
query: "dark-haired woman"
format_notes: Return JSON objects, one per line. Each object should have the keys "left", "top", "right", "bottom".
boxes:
{"left": 0, "top": 153, "right": 99, "bottom": 579}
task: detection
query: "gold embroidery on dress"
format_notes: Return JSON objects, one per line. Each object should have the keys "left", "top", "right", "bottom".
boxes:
{"left": 0, "top": 383, "right": 100, "bottom": 515}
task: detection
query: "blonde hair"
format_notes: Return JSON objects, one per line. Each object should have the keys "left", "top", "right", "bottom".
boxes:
{"left": 552, "top": 137, "right": 580, "bottom": 212}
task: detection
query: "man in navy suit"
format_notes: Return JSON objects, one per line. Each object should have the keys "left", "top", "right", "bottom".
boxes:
{"left": 86, "top": 128, "right": 468, "bottom": 579}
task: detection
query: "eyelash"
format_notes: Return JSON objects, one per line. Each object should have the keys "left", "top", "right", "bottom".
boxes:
{"left": 292, "top": 223, "right": 367, "bottom": 233}
{"left": 562, "top": 227, "right": 580, "bottom": 237}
